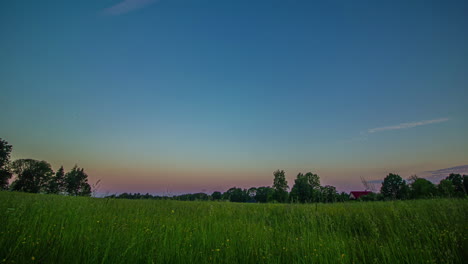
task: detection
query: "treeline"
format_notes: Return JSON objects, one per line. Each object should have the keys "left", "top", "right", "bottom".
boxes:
{"left": 105, "top": 169, "right": 468, "bottom": 203}
{"left": 2, "top": 138, "right": 467, "bottom": 202}
{"left": 0, "top": 138, "right": 92, "bottom": 196}
{"left": 374, "top": 173, "right": 468, "bottom": 200}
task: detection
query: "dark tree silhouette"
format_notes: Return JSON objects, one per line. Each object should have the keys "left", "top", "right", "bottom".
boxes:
{"left": 410, "top": 178, "right": 436, "bottom": 199}
{"left": 320, "top": 185, "right": 339, "bottom": 203}
{"left": 272, "top": 170, "right": 288, "bottom": 203}
{"left": 0, "top": 138, "right": 13, "bottom": 190}
{"left": 11, "top": 159, "right": 54, "bottom": 193}
{"left": 47, "top": 166, "right": 66, "bottom": 194}
{"left": 290, "top": 173, "right": 312, "bottom": 203}
{"left": 380, "top": 173, "right": 408, "bottom": 200}
{"left": 445, "top": 173, "right": 466, "bottom": 196}
{"left": 438, "top": 179, "right": 455, "bottom": 197}
{"left": 290, "top": 172, "right": 321, "bottom": 203}
{"left": 255, "top": 186, "right": 274, "bottom": 203}
{"left": 223, "top": 187, "right": 249, "bottom": 202}
{"left": 211, "top": 191, "right": 222, "bottom": 200}
{"left": 64, "top": 165, "right": 91, "bottom": 196}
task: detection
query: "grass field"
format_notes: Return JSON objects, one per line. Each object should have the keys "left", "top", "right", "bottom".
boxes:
{"left": 0, "top": 192, "right": 466, "bottom": 263}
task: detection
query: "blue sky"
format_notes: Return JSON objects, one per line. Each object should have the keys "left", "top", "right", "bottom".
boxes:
{"left": 1, "top": 0, "right": 467, "bottom": 194}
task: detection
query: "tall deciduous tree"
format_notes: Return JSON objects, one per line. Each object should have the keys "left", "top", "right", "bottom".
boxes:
{"left": 445, "top": 173, "right": 466, "bottom": 196}
{"left": 0, "top": 138, "right": 13, "bottom": 190}
{"left": 380, "top": 173, "right": 408, "bottom": 200}
{"left": 290, "top": 174, "right": 306, "bottom": 202}
{"left": 410, "top": 178, "right": 436, "bottom": 199}
{"left": 47, "top": 166, "right": 66, "bottom": 194}
{"left": 290, "top": 173, "right": 310, "bottom": 203}
{"left": 272, "top": 170, "right": 288, "bottom": 203}
{"left": 64, "top": 166, "right": 91, "bottom": 196}
{"left": 305, "top": 172, "right": 320, "bottom": 189}
{"left": 290, "top": 172, "right": 321, "bottom": 203}
{"left": 438, "top": 179, "right": 455, "bottom": 197}
{"left": 10, "top": 159, "right": 54, "bottom": 193}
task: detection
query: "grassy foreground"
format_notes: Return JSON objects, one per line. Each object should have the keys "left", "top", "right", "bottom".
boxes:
{"left": 0, "top": 192, "right": 466, "bottom": 264}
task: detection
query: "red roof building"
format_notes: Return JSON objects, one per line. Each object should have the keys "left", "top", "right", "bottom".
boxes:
{"left": 349, "top": 191, "right": 372, "bottom": 199}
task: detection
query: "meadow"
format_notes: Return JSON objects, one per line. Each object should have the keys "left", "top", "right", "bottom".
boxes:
{"left": 0, "top": 192, "right": 466, "bottom": 264}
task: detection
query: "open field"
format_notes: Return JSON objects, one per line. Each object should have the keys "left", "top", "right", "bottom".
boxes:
{"left": 0, "top": 192, "right": 466, "bottom": 264}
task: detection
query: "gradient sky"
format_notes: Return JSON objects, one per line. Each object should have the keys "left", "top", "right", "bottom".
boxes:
{"left": 1, "top": 0, "right": 467, "bottom": 195}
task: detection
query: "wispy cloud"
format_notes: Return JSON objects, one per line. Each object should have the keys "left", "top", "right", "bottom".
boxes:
{"left": 103, "top": 0, "right": 158, "bottom": 16}
{"left": 340, "top": 117, "right": 449, "bottom": 144}
{"left": 367, "top": 118, "right": 449, "bottom": 134}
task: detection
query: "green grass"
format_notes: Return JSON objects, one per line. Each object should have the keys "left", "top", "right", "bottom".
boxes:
{"left": 0, "top": 192, "right": 466, "bottom": 264}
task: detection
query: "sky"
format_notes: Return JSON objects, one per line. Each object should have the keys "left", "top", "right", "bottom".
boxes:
{"left": 1, "top": 0, "right": 467, "bottom": 195}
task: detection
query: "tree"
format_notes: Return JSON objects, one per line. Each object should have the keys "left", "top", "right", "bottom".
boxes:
{"left": 46, "top": 166, "right": 66, "bottom": 194}
{"left": 290, "top": 173, "right": 311, "bottom": 203}
{"left": 410, "top": 178, "right": 436, "bottom": 199}
{"left": 10, "top": 159, "right": 54, "bottom": 193}
{"left": 272, "top": 170, "right": 288, "bottom": 203}
{"left": 399, "top": 182, "right": 410, "bottom": 200}
{"left": 320, "top": 185, "right": 339, "bottom": 203}
{"left": 290, "top": 172, "right": 321, "bottom": 203}
{"left": 445, "top": 173, "right": 466, "bottom": 196}
{"left": 64, "top": 165, "right": 91, "bottom": 196}
{"left": 211, "top": 191, "right": 222, "bottom": 200}
{"left": 255, "top": 186, "right": 274, "bottom": 203}
{"left": 305, "top": 172, "right": 320, "bottom": 189}
{"left": 380, "top": 173, "right": 408, "bottom": 200}
{"left": 0, "top": 138, "right": 13, "bottom": 190}
{"left": 438, "top": 179, "right": 455, "bottom": 197}
{"left": 224, "top": 187, "right": 248, "bottom": 203}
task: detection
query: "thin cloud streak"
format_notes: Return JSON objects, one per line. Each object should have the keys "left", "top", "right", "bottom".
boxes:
{"left": 103, "top": 0, "right": 158, "bottom": 16}
{"left": 368, "top": 118, "right": 449, "bottom": 134}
